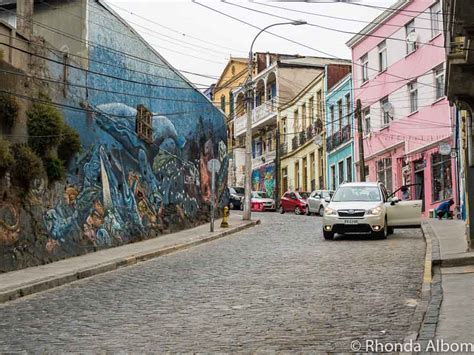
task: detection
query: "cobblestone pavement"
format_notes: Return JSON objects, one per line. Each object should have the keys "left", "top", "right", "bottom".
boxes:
{"left": 0, "top": 212, "right": 425, "bottom": 352}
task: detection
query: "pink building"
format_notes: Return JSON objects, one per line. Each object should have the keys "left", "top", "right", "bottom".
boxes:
{"left": 347, "top": 0, "right": 457, "bottom": 216}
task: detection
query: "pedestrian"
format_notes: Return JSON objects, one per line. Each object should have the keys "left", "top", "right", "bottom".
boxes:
{"left": 436, "top": 199, "right": 454, "bottom": 220}
{"left": 401, "top": 186, "right": 410, "bottom": 200}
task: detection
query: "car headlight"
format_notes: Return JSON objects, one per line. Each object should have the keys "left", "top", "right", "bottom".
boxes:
{"left": 366, "top": 206, "right": 382, "bottom": 216}
{"left": 324, "top": 207, "right": 337, "bottom": 216}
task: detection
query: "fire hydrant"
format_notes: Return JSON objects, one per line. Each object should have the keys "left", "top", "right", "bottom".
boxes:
{"left": 220, "top": 206, "right": 229, "bottom": 228}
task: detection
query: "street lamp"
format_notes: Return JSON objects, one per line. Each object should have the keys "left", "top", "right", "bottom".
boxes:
{"left": 242, "top": 20, "right": 307, "bottom": 220}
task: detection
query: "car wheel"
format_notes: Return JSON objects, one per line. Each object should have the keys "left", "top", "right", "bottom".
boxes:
{"left": 294, "top": 206, "right": 301, "bottom": 215}
{"left": 318, "top": 206, "right": 324, "bottom": 217}
{"left": 306, "top": 205, "right": 311, "bottom": 216}
{"left": 279, "top": 205, "right": 285, "bottom": 214}
{"left": 387, "top": 226, "right": 394, "bottom": 235}
{"left": 323, "top": 230, "right": 334, "bottom": 240}
{"left": 229, "top": 202, "right": 235, "bottom": 210}
{"left": 373, "top": 219, "right": 388, "bottom": 239}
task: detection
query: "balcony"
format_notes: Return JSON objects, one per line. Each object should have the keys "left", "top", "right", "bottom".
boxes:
{"left": 327, "top": 125, "right": 352, "bottom": 152}
{"left": 279, "top": 143, "right": 288, "bottom": 156}
{"left": 252, "top": 149, "right": 276, "bottom": 168}
{"left": 234, "top": 98, "right": 277, "bottom": 138}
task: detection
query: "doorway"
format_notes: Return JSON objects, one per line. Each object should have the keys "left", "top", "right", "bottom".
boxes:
{"left": 414, "top": 160, "right": 425, "bottom": 212}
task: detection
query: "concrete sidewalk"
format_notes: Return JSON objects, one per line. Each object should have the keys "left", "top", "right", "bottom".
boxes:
{"left": 422, "top": 219, "right": 474, "bottom": 344}
{"left": 0, "top": 213, "right": 259, "bottom": 304}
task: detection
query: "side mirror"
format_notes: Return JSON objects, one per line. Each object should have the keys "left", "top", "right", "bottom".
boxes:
{"left": 389, "top": 197, "right": 400, "bottom": 206}
{"left": 324, "top": 197, "right": 331, "bottom": 203}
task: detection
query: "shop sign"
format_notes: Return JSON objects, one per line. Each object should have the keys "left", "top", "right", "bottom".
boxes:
{"left": 439, "top": 142, "right": 451, "bottom": 156}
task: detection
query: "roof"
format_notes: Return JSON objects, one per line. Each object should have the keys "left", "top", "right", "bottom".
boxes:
{"left": 339, "top": 182, "right": 380, "bottom": 187}
{"left": 346, "top": 0, "right": 411, "bottom": 48}
{"left": 279, "top": 56, "right": 351, "bottom": 68}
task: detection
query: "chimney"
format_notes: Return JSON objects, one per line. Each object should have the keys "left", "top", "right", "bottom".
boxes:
{"left": 17, "top": 0, "right": 34, "bottom": 38}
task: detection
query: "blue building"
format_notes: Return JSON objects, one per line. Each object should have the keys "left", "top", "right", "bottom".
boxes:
{"left": 325, "top": 72, "right": 354, "bottom": 191}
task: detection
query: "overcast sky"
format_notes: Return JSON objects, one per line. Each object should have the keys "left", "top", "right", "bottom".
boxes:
{"left": 105, "top": 0, "right": 398, "bottom": 88}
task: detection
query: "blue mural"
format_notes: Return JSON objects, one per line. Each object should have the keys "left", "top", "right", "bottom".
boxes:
{"left": 0, "top": 1, "right": 227, "bottom": 271}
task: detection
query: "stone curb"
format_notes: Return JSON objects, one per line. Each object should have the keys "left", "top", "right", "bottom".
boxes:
{"left": 0, "top": 219, "right": 260, "bottom": 304}
{"left": 409, "top": 222, "right": 443, "bottom": 343}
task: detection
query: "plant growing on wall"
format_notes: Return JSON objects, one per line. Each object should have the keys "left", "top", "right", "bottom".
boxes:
{"left": 27, "top": 103, "right": 64, "bottom": 157}
{"left": 44, "top": 157, "right": 65, "bottom": 183}
{"left": 0, "top": 136, "right": 14, "bottom": 177}
{"left": 58, "top": 124, "right": 81, "bottom": 164}
{"left": 10, "top": 144, "right": 44, "bottom": 190}
{"left": 0, "top": 93, "right": 19, "bottom": 130}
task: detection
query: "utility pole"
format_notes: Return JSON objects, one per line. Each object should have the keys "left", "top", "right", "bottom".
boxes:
{"left": 275, "top": 121, "right": 280, "bottom": 206}
{"left": 243, "top": 76, "right": 253, "bottom": 220}
{"left": 356, "top": 98, "right": 366, "bottom": 182}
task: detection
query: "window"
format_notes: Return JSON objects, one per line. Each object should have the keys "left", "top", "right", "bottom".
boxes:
{"left": 329, "top": 105, "right": 335, "bottom": 136}
{"left": 378, "top": 41, "right": 387, "bottom": 72}
{"left": 338, "top": 160, "right": 345, "bottom": 185}
{"left": 377, "top": 158, "right": 392, "bottom": 193}
{"left": 309, "top": 96, "right": 314, "bottom": 121}
{"left": 316, "top": 90, "right": 322, "bottom": 119}
{"left": 345, "top": 93, "right": 351, "bottom": 126}
{"left": 337, "top": 99, "right": 343, "bottom": 134}
{"left": 254, "top": 139, "right": 262, "bottom": 158}
{"left": 380, "top": 96, "right": 391, "bottom": 125}
{"left": 408, "top": 81, "right": 418, "bottom": 113}
{"left": 302, "top": 103, "right": 307, "bottom": 130}
{"left": 294, "top": 109, "right": 299, "bottom": 133}
{"left": 330, "top": 165, "right": 336, "bottom": 191}
{"left": 346, "top": 157, "right": 352, "bottom": 182}
{"left": 406, "top": 20, "right": 417, "bottom": 54}
{"left": 295, "top": 161, "right": 300, "bottom": 190}
{"left": 282, "top": 117, "right": 287, "bottom": 143}
{"left": 220, "top": 95, "right": 226, "bottom": 112}
{"left": 229, "top": 91, "right": 234, "bottom": 117}
{"left": 430, "top": 1, "right": 441, "bottom": 38}
{"left": 282, "top": 167, "right": 288, "bottom": 192}
{"left": 303, "top": 157, "right": 308, "bottom": 191}
{"left": 266, "top": 132, "right": 273, "bottom": 152}
{"left": 361, "top": 54, "right": 369, "bottom": 82}
{"left": 434, "top": 65, "right": 445, "bottom": 100}
{"left": 135, "top": 104, "right": 153, "bottom": 144}
{"left": 432, "top": 153, "right": 452, "bottom": 202}
{"left": 363, "top": 108, "right": 371, "bottom": 135}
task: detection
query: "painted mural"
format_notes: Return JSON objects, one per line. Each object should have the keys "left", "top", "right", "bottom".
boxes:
{"left": 251, "top": 163, "right": 276, "bottom": 198}
{"left": 0, "top": 1, "right": 228, "bottom": 272}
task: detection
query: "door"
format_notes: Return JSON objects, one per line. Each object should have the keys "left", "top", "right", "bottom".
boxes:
{"left": 414, "top": 166, "right": 425, "bottom": 212}
{"left": 386, "top": 200, "right": 422, "bottom": 227}
{"left": 308, "top": 191, "right": 321, "bottom": 212}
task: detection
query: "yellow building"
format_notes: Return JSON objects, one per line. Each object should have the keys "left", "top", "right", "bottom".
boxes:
{"left": 279, "top": 72, "right": 326, "bottom": 193}
{"left": 212, "top": 57, "right": 248, "bottom": 151}
{"left": 278, "top": 60, "right": 351, "bottom": 194}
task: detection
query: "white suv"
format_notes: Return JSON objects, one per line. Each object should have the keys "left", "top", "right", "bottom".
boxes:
{"left": 322, "top": 182, "right": 422, "bottom": 240}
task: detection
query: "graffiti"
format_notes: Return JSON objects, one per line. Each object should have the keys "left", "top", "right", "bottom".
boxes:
{"left": 40, "top": 103, "right": 227, "bottom": 253}
{"left": 252, "top": 164, "right": 276, "bottom": 198}
{"left": 0, "top": 204, "right": 20, "bottom": 246}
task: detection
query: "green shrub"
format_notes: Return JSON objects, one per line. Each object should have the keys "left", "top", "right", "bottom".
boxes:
{"left": 10, "top": 144, "right": 44, "bottom": 190}
{"left": 44, "top": 157, "right": 65, "bottom": 183}
{"left": 27, "top": 103, "right": 63, "bottom": 157}
{"left": 58, "top": 124, "right": 81, "bottom": 163}
{"left": 0, "top": 136, "right": 13, "bottom": 177}
{"left": 0, "top": 93, "right": 19, "bottom": 129}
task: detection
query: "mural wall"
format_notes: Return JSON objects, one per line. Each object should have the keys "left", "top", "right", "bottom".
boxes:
{"left": 252, "top": 163, "right": 276, "bottom": 198}
{"left": 0, "top": 1, "right": 227, "bottom": 272}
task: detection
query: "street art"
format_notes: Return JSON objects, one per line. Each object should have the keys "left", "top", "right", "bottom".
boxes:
{"left": 252, "top": 164, "right": 276, "bottom": 198}
{"left": 43, "top": 103, "right": 228, "bottom": 252}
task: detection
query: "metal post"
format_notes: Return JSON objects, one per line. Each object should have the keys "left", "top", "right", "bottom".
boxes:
{"left": 210, "top": 170, "right": 215, "bottom": 232}
{"left": 242, "top": 20, "right": 307, "bottom": 221}
{"left": 356, "top": 99, "right": 366, "bottom": 182}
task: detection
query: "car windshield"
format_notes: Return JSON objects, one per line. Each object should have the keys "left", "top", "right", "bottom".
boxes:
{"left": 332, "top": 186, "right": 382, "bottom": 202}
{"left": 233, "top": 187, "right": 244, "bottom": 195}
{"left": 252, "top": 192, "right": 267, "bottom": 198}
{"left": 322, "top": 191, "right": 333, "bottom": 199}
{"left": 298, "top": 192, "right": 310, "bottom": 199}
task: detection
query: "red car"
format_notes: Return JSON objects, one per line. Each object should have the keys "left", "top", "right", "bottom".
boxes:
{"left": 279, "top": 191, "right": 310, "bottom": 215}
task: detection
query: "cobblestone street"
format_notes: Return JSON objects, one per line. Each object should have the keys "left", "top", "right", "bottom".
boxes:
{"left": 0, "top": 212, "right": 425, "bottom": 352}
